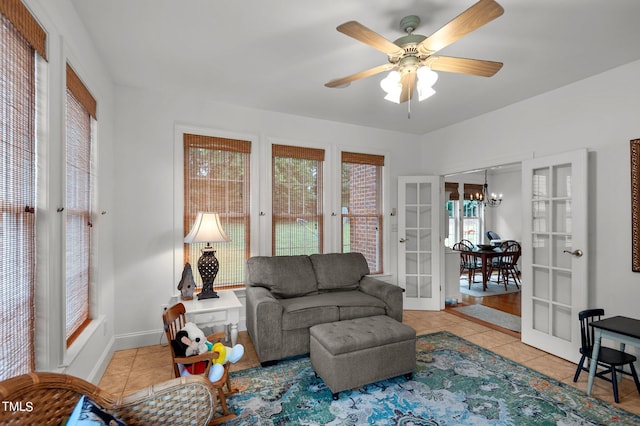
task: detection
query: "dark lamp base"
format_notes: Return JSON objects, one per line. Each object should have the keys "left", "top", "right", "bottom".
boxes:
{"left": 198, "top": 288, "right": 220, "bottom": 300}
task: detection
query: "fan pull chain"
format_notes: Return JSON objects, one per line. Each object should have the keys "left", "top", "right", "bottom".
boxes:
{"left": 407, "top": 75, "right": 412, "bottom": 119}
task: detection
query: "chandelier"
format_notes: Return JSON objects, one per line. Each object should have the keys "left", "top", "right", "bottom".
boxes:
{"left": 470, "top": 170, "right": 503, "bottom": 208}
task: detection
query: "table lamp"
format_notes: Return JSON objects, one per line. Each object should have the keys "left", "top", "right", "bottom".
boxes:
{"left": 184, "top": 212, "right": 230, "bottom": 300}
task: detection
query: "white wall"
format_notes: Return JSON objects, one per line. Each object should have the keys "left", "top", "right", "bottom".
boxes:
{"left": 26, "top": 0, "right": 117, "bottom": 381}
{"left": 420, "top": 59, "right": 640, "bottom": 320}
{"left": 487, "top": 169, "right": 522, "bottom": 243}
{"left": 112, "top": 86, "right": 424, "bottom": 349}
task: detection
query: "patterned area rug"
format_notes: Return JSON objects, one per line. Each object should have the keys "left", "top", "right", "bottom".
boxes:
{"left": 223, "top": 332, "right": 640, "bottom": 425}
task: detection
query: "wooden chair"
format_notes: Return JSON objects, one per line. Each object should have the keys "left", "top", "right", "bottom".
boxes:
{"left": 0, "top": 372, "right": 216, "bottom": 425}
{"left": 572, "top": 309, "right": 640, "bottom": 403}
{"left": 453, "top": 242, "right": 480, "bottom": 287}
{"left": 493, "top": 240, "right": 521, "bottom": 289}
{"left": 162, "top": 303, "right": 237, "bottom": 423}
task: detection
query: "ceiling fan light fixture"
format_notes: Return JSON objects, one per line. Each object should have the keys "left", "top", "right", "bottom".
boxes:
{"left": 417, "top": 66, "right": 438, "bottom": 87}
{"left": 380, "top": 71, "right": 402, "bottom": 103}
{"left": 417, "top": 84, "right": 436, "bottom": 101}
{"left": 384, "top": 91, "right": 402, "bottom": 103}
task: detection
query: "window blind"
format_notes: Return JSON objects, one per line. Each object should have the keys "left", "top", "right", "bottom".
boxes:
{"left": 463, "top": 183, "right": 484, "bottom": 200}
{"left": 341, "top": 152, "right": 384, "bottom": 274}
{"left": 0, "top": 1, "right": 46, "bottom": 380}
{"left": 65, "top": 65, "right": 95, "bottom": 346}
{"left": 445, "top": 182, "right": 460, "bottom": 200}
{"left": 183, "top": 134, "right": 251, "bottom": 288}
{"left": 272, "top": 144, "right": 324, "bottom": 255}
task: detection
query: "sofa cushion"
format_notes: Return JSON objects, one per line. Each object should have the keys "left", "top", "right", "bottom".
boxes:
{"left": 279, "top": 291, "right": 386, "bottom": 331}
{"left": 310, "top": 253, "right": 370, "bottom": 291}
{"left": 246, "top": 255, "right": 318, "bottom": 298}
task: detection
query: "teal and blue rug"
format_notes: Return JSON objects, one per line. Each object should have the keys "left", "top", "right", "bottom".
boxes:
{"left": 224, "top": 331, "right": 640, "bottom": 425}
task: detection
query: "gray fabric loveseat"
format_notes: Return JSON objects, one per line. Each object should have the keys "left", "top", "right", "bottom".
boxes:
{"left": 245, "top": 252, "right": 404, "bottom": 365}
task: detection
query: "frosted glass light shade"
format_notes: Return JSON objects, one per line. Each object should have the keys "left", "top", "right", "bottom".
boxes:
{"left": 417, "top": 66, "right": 438, "bottom": 87}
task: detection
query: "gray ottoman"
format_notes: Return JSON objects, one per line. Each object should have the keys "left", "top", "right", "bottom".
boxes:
{"left": 310, "top": 315, "right": 416, "bottom": 400}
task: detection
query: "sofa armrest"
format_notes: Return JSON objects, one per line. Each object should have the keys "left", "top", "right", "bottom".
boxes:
{"left": 245, "top": 286, "right": 283, "bottom": 362}
{"left": 359, "top": 276, "right": 404, "bottom": 322}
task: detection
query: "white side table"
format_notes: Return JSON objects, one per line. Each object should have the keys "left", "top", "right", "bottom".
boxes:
{"left": 175, "top": 290, "right": 242, "bottom": 346}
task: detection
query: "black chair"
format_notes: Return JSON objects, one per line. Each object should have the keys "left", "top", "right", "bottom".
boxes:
{"left": 452, "top": 242, "right": 480, "bottom": 288}
{"left": 572, "top": 309, "right": 640, "bottom": 403}
{"left": 493, "top": 240, "right": 521, "bottom": 289}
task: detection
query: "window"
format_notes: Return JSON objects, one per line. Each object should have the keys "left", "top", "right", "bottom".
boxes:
{"left": 444, "top": 182, "right": 460, "bottom": 247}
{"left": 272, "top": 144, "right": 324, "bottom": 255}
{"left": 341, "top": 152, "right": 384, "bottom": 274}
{"left": 183, "top": 134, "right": 251, "bottom": 288}
{"left": 65, "top": 64, "right": 96, "bottom": 346}
{"left": 463, "top": 183, "right": 483, "bottom": 245}
{"left": 0, "top": 0, "right": 47, "bottom": 380}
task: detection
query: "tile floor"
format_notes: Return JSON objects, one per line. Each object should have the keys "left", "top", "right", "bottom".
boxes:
{"left": 98, "top": 310, "right": 640, "bottom": 417}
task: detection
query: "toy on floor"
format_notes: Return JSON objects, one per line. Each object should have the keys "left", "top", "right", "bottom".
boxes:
{"left": 171, "top": 321, "right": 244, "bottom": 382}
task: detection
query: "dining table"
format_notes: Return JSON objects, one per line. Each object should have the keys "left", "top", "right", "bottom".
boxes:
{"left": 586, "top": 315, "right": 640, "bottom": 397}
{"left": 469, "top": 247, "right": 504, "bottom": 291}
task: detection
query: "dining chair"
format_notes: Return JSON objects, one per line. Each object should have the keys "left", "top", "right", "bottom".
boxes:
{"left": 162, "top": 303, "right": 237, "bottom": 423}
{"left": 494, "top": 240, "right": 521, "bottom": 289}
{"left": 453, "top": 242, "right": 480, "bottom": 288}
{"left": 572, "top": 308, "right": 640, "bottom": 403}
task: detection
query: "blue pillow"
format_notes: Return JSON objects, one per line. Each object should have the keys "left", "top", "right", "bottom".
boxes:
{"left": 67, "top": 395, "right": 127, "bottom": 426}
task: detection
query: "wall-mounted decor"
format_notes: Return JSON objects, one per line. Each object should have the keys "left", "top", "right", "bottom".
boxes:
{"left": 631, "top": 139, "right": 640, "bottom": 272}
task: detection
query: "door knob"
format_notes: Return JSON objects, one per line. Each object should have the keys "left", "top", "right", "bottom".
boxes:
{"left": 399, "top": 238, "right": 408, "bottom": 243}
{"left": 563, "top": 249, "right": 583, "bottom": 257}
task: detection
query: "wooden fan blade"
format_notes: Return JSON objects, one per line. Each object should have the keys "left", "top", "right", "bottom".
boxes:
{"left": 419, "top": 0, "right": 504, "bottom": 54}
{"left": 337, "top": 21, "right": 404, "bottom": 56}
{"left": 325, "top": 63, "right": 395, "bottom": 88}
{"left": 426, "top": 56, "right": 503, "bottom": 77}
{"left": 399, "top": 71, "right": 416, "bottom": 104}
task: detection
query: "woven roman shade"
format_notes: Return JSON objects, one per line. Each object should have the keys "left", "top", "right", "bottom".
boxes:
{"left": 183, "top": 134, "right": 251, "bottom": 288}
{"left": 65, "top": 73, "right": 94, "bottom": 346}
{"left": 0, "top": 0, "right": 47, "bottom": 61}
{"left": 272, "top": 144, "right": 325, "bottom": 255}
{"left": 445, "top": 182, "right": 460, "bottom": 200}
{"left": 66, "top": 64, "right": 96, "bottom": 119}
{"left": 341, "top": 151, "right": 384, "bottom": 166}
{"left": 0, "top": 2, "right": 42, "bottom": 380}
{"left": 463, "top": 183, "right": 484, "bottom": 200}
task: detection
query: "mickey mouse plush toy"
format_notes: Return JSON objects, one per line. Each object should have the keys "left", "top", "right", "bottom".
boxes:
{"left": 171, "top": 322, "right": 225, "bottom": 382}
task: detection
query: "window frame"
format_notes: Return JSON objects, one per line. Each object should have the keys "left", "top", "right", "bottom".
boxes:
{"left": 340, "top": 151, "right": 385, "bottom": 274}
{"left": 0, "top": 0, "right": 47, "bottom": 380}
{"left": 271, "top": 144, "right": 325, "bottom": 256}
{"left": 64, "top": 63, "right": 97, "bottom": 347}
{"left": 175, "top": 126, "right": 259, "bottom": 291}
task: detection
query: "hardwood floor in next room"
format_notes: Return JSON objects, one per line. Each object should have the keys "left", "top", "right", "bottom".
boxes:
{"left": 446, "top": 282, "right": 522, "bottom": 335}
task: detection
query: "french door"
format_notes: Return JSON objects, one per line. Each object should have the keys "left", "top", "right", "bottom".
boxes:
{"left": 398, "top": 176, "right": 441, "bottom": 310}
{"left": 521, "top": 149, "right": 588, "bottom": 361}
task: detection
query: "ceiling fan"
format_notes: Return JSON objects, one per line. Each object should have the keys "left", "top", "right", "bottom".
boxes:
{"left": 325, "top": 0, "right": 504, "bottom": 104}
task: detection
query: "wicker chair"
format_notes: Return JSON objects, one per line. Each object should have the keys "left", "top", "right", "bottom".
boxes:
{"left": 0, "top": 372, "right": 217, "bottom": 425}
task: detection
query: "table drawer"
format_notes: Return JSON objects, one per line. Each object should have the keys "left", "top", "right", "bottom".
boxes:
{"left": 190, "top": 311, "right": 229, "bottom": 324}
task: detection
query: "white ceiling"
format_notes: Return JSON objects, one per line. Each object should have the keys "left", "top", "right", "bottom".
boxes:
{"left": 69, "top": 0, "right": 640, "bottom": 135}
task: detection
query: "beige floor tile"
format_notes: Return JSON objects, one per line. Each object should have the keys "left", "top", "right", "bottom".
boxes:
{"left": 521, "top": 354, "right": 577, "bottom": 381}
{"left": 490, "top": 341, "right": 547, "bottom": 363}
{"left": 464, "top": 329, "right": 518, "bottom": 349}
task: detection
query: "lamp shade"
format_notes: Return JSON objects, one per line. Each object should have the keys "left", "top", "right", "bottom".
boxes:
{"left": 184, "top": 212, "right": 230, "bottom": 244}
